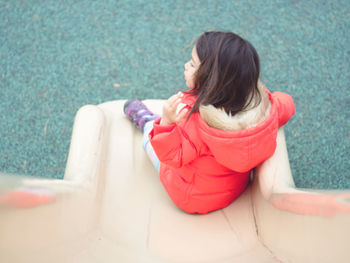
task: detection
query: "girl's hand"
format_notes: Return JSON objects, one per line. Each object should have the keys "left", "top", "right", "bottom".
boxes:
{"left": 160, "top": 92, "right": 188, "bottom": 126}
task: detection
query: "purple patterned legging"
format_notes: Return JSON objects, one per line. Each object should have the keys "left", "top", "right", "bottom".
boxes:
{"left": 142, "top": 121, "right": 160, "bottom": 171}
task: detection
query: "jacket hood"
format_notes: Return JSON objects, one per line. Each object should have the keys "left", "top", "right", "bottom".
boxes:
{"left": 194, "top": 84, "right": 278, "bottom": 173}
{"left": 199, "top": 81, "right": 271, "bottom": 131}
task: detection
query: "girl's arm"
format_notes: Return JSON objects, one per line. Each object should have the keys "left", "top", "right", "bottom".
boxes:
{"left": 272, "top": 91, "right": 296, "bottom": 127}
{"left": 149, "top": 93, "right": 197, "bottom": 169}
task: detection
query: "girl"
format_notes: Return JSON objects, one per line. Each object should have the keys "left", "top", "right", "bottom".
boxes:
{"left": 124, "top": 31, "right": 295, "bottom": 214}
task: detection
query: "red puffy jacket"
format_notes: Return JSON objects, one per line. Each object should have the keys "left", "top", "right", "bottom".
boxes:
{"left": 149, "top": 89, "right": 295, "bottom": 214}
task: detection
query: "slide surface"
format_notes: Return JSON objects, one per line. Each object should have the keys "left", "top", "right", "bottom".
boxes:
{"left": 0, "top": 100, "right": 349, "bottom": 263}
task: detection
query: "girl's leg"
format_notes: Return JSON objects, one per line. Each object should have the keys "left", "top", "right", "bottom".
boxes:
{"left": 124, "top": 100, "right": 160, "bottom": 131}
{"left": 142, "top": 121, "right": 160, "bottom": 171}
{"left": 123, "top": 100, "right": 161, "bottom": 171}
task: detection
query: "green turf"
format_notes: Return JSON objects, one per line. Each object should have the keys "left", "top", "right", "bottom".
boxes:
{"left": 1, "top": 0, "right": 349, "bottom": 189}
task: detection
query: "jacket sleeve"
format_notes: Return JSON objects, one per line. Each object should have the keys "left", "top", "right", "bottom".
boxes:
{"left": 272, "top": 91, "right": 296, "bottom": 127}
{"left": 148, "top": 118, "right": 198, "bottom": 168}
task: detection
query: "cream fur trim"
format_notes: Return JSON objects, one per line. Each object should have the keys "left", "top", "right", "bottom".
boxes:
{"left": 199, "top": 81, "right": 271, "bottom": 130}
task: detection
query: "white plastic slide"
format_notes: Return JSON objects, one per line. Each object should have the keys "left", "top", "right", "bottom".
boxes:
{"left": 1, "top": 100, "right": 349, "bottom": 263}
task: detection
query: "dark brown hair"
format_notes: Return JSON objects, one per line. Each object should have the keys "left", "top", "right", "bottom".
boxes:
{"left": 186, "top": 31, "right": 261, "bottom": 117}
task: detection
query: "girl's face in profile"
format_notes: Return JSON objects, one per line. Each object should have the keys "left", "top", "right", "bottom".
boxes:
{"left": 184, "top": 46, "right": 200, "bottom": 89}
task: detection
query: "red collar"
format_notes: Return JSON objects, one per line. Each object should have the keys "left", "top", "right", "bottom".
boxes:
{"left": 180, "top": 91, "right": 197, "bottom": 107}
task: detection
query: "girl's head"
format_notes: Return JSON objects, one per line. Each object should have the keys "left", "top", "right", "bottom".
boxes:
{"left": 185, "top": 31, "right": 261, "bottom": 116}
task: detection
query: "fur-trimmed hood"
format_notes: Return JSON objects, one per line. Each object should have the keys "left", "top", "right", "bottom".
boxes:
{"left": 199, "top": 81, "right": 271, "bottom": 130}
{"left": 174, "top": 84, "right": 295, "bottom": 173}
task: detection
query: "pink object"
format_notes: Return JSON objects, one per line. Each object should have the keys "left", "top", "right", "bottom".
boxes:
{"left": 0, "top": 187, "right": 55, "bottom": 208}
{"left": 270, "top": 192, "right": 350, "bottom": 217}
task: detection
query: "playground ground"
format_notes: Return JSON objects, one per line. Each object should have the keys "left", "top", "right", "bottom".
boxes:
{"left": 0, "top": 0, "right": 349, "bottom": 189}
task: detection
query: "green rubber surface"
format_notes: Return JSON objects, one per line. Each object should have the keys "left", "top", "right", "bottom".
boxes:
{"left": 0, "top": 0, "right": 349, "bottom": 189}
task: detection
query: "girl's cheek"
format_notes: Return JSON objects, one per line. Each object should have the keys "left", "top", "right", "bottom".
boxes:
{"left": 184, "top": 71, "right": 190, "bottom": 80}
